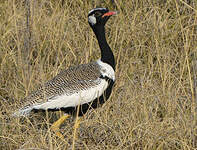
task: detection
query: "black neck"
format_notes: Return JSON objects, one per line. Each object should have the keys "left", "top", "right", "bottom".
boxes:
{"left": 92, "top": 25, "right": 115, "bottom": 71}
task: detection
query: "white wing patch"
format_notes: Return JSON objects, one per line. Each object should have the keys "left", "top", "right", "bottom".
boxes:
{"left": 96, "top": 59, "right": 115, "bottom": 81}
{"left": 32, "top": 79, "right": 108, "bottom": 110}
{"left": 13, "top": 60, "right": 115, "bottom": 116}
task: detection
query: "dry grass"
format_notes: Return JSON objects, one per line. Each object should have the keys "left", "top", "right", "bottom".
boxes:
{"left": 0, "top": 0, "right": 197, "bottom": 149}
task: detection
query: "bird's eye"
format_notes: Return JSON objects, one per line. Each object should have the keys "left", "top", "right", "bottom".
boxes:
{"left": 94, "top": 11, "right": 102, "bottom": 17}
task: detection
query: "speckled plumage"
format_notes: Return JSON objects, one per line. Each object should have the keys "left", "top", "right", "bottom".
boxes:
{"left": 20, "top": 62, "right": 102, "bottom": 109}
{"left": 13, "top": 7, "right": 116, "bottom": 117}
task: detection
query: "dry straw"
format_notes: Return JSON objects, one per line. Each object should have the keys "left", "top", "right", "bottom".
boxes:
{"left": 0, "top": 0, "right": 197, "bottom": 149}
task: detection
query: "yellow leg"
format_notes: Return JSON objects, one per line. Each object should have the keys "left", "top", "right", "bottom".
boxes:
{"left": 51, "top": 114, "right": 70, "bottom": 139}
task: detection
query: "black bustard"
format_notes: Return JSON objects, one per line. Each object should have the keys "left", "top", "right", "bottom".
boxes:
{"left": 13, "top": 7, "right": 117, "bottom": 138}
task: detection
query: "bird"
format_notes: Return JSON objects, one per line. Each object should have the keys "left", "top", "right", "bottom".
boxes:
{"left": 13, "top": 7, "right": 117, "bottom": 138}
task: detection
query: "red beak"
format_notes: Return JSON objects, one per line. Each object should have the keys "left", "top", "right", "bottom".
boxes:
{"left": 102, "top": 11, "right": 117, "bottom": 18}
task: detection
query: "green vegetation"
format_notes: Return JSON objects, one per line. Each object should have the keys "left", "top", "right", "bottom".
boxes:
{"left": 0, "top": 0, "right": 197, "bottom": 149}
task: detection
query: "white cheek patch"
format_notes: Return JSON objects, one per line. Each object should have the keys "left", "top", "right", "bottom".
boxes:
{"left": 88, "top": 15, "right": 96, "bottom": 25}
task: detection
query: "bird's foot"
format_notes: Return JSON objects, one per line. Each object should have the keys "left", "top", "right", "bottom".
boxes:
{"left": 51, "top": 114, "right": 70, "bottom": 139}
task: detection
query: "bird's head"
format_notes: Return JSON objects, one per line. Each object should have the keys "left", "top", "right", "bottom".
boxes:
{"left": 88, "top": 8, "right": 117, "bottom": 27}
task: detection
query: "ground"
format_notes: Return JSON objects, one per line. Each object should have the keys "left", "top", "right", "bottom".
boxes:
{"left": 0, "top": 0, "right": 197, "bottom": 149}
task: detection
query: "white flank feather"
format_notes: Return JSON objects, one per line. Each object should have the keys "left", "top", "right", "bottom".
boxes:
{"left": 13, "top": 60, "right": 115, "bottom": 115}
{"left": 23, "top": 79, "right": 108, "bottom": 110}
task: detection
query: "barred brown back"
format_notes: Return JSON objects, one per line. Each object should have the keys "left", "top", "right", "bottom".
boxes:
{"left": 20, "top": 62, "right": 102, "bottom": 108}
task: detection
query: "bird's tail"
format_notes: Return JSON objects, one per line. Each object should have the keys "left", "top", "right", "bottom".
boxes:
{"left": 12, "top": 106, "right": 33, "bottom": 117}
